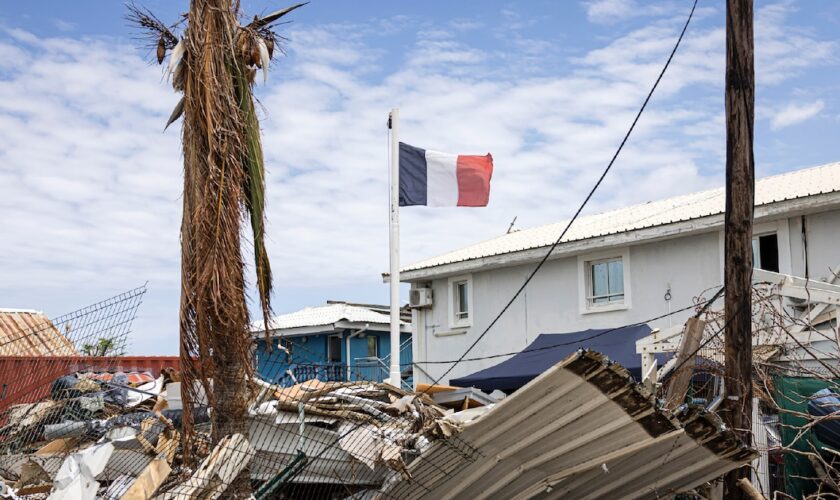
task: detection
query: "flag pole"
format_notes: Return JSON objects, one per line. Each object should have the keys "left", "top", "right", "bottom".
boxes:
{"left": 387, "top": 108, "right": 401, "bottom": 388}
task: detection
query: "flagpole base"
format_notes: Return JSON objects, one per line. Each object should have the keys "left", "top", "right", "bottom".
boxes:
{"left": 386, "top": 369, "right": 402, "bottom": 388}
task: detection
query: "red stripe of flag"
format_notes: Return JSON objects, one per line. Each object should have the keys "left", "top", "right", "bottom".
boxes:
{"left": 456, "top": 154, "right": 493, "bottom": 207}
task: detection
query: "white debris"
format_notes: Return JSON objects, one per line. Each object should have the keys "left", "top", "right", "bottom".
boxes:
{"left": 48, "top": 442, "right": 114, "bottom": 500}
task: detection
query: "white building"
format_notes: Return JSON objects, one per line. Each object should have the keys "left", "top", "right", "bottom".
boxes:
{"left": 390, "top": 162, "right": 840, "bottom": 386}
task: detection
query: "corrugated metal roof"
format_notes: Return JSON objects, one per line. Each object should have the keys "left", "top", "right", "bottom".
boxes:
{"left": 253, "top": 302, "right": 405, "bottom": 333}
{"left": 403, "top": 161, "right": 840, "bottom": 274}
{"left": 0, "top": 310, "right": 78, "bottom": 356}
{"left": 382, "top": 350, "right": 755, "bottom": 499}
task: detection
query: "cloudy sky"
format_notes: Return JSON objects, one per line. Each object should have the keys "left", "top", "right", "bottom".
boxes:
{"left": 1, "top": 0, "right": 838, "bottom": 354}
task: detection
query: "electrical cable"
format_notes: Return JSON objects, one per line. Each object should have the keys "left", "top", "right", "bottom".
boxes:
{"left": 278, "top": 2, "right": 704, "bottom": 490}
{"left": 415, "top": 287, "right": 722, "bottom": 365}
{"left": 420, "top": 0, "right": 700, "bottom": 390}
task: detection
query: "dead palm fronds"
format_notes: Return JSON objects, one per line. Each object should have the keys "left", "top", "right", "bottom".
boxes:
{"left": 129, "top": 1, "right": 304, "bottom": 496}
{"left": 125, "top": 3, "right": 180, "bottom": 59}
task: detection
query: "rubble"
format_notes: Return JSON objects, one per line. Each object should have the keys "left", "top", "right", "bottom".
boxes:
{"left": 247, "top": 379, "right": 448, "bottom": 487}
{"left": 0, "top": 369, "right": 450, "bottom": 498}
{"left": 380, "top": 350, "right": 757, "bottom": 499}
{"left": 0, "top": 353, "right": 757, "bottom": 499}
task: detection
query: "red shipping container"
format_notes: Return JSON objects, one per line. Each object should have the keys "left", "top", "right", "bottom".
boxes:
{"left": 0, "top": 355, "right": 180, "bottom": 411}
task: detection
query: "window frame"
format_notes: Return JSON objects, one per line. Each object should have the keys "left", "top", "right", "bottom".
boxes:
{"left": 752, "top": 231, "right": 780, "bottom": 273}
{"left": 447, "top": 274, "right": 473, "bottom": 329}
{"left": 718, "top": 220, "right": 792, "bottom": 282}
{"left": 587, "top": 257, "right": 625, "bottom": 305}
{"left": 366, "top": 335, "right": 378, "bottom": 358}
{"left": 578, "top": 248, "right": 632, "bottom": 315}
{"left": 327, "top": 335, "right": 342, "bottom": 363}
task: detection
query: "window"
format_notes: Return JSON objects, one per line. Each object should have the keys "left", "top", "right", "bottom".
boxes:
{"left": 578, "top": 248, "right": 631, "bottom": 314}
{"left": 454, "top": 281, "right": 469, "bottom": 320}
{"left": 366, "top": 335, "right": 378, "bottom": 358}
{"left": 327, "top": 336, "right": 342, "bottom": 363}
{"left": 447, "top": 275, "right": 473, "bottom": 328}
{"left": 752, "top": 233, "right": 779, "bottom": 272}
{"left": 588, "top": 257, "right": 624, "bottom": 306}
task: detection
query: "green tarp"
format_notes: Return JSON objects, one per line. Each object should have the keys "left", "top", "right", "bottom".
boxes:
{"left": 772, "top": 375, "right": 840, "bottom": 498}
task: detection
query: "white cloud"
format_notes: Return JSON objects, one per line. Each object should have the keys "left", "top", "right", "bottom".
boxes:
{"left": 584, "top": 0, "right": 638, "bottom": 23}
{"left": 755, "top": 2, "right": 835, "bottom": 84}
{"left": 0, "top": 3, "right": 833, "bottom": 354}
{"left": 52, "top": 19, "right": 76, "bottom": 32}
{"left": 770, "top": 100, "right": 825, "bottom": 129}
{"left": 582, "top": 0, "right": 677, "bottom": 25}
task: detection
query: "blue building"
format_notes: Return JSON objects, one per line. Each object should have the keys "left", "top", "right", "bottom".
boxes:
{"left": 252, "top": 301, "right": 412, "bottom": 389}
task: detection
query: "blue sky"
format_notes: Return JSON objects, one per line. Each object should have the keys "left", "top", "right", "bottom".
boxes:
{"left": 0, "top": 0, "right": 838, "bottom": 354}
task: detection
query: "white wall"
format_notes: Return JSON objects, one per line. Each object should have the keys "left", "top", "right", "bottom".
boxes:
{"left": 789, "top": 209, "right": 840, "bottom": 280}
{"left": 411, "top": 209, "right": 840, "bottom": 386}
{"left": 413, "top": 231, "right": 721, "bottom": 385}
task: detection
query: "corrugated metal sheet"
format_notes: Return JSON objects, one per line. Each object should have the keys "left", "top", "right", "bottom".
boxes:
{"left": 382, "top": 351, "right": 755, "bottom": 499}
{"left": 0, "top": 309, "right": 77, "bottom": 356}
{"left": 403, "top": 161, "right": 840, "bottom": 273}
{"left": 254, "top": 303, "right": 406, "bottom": 332}
{"left": 0, "top": 356, "right": 180, "bottom": 410}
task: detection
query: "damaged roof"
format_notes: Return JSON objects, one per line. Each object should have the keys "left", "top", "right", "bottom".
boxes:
{"left": 398, "top": 161, "right": 840, "bottom": 278}
{"left": 381, "top": 350, "right": 755, "bottom": 499}
{"left": 252, "top": 302, "right": 408, "bottom": 335}
{"left": 0, "top": 309, "right": 77, "bottom": 357}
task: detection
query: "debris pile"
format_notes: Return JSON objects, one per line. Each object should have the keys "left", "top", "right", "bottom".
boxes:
{"left": 246, "top": 379, "right": 452, "bottom": 490}
{"left": 0, "top": 352, "right": 758, "bottom": 499}
{"left": 0, "top": 368, "right": 194, "bottom": 498}
{"left": 0, "top": 371, "right": 453, "bottom": 498}
{"left": 380, "top": 350, "right": 758, "bottom": 500}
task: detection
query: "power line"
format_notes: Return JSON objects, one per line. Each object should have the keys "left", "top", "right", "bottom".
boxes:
{"left": 416, "top": 288, "right": 721, "bottom": 365}
{"left": 421, "top": 0, "right": 700, "bottom": 390}
{"left": 279, "top": 1, "right": 703, "bottom": 488}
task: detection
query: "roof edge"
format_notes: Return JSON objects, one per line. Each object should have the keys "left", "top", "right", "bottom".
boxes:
{"left": 391, "top": 191, "right": 840, "bottom": 282}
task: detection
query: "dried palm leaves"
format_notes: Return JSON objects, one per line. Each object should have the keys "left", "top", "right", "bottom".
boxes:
{"left": 128, "top": 4, "right": 304, "bottom": 495}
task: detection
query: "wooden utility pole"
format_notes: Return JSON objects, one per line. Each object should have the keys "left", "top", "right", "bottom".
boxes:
{"left": 722, "top": 0, "right": 755, "bottom": 497}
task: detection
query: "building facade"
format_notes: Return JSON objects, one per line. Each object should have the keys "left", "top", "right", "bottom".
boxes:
{"left": 393, "top": 163, "right": 840, "bottom": 386}
{"left": 252, "top": 301, "right": 412, "bottom": 388}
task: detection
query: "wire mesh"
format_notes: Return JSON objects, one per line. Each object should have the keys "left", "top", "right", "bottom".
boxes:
{"left": 0, "top": 286, "right": 147, "bottom": 434}
{"left": 4, "top": 280, "right": 835, "bottom": 498}
{"left": 0, "top": 293, "right": 481, "bottom": 499}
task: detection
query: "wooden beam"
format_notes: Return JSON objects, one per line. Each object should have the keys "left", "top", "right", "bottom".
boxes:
{"left": 737, "top": 477, "right": 766, "bottom": 500}
{"left": 723, "top": 0, "right": 755, "bottom": 497}
{"left": 664, "top": 318, "right": 706, "bottom": 410}
{"left": 788, "top": 264, "right": 840, "bottom": 334}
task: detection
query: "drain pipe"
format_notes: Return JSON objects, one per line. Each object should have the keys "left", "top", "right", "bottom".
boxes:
{"left": 346, "top": 324, "right": 370, "bottom": 381}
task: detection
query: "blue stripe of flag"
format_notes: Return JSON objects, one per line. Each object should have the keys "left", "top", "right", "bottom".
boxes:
{"left": 399, "top": 142, "right": 427, "bottom": 206}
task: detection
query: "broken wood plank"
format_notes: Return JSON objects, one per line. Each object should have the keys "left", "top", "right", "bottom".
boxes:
{"left": 665, "top": 317, "right": 706, "bottom": 410}
{"left": 156, "top": 430, "right": 180, "bottom": 464}
{"left": 120, "top": 457, "right": 171, "bottom": 500}
{"left": 35, "top": 437, "right": 79, "bottom": 456}
{"left": 15, "top": 483, "right": 53, "bottom": 495}
{"left": 158, "top": 433, "right": 254, "bottom": 500}
{"left": 415, "top": 383, "right": 458, "bottom": 394}
{"left": 736, "top": 477, "right": 766, "bottom": 500}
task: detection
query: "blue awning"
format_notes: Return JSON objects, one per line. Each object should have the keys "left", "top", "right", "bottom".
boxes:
{"left": 450, "top": 324, "right": 653, "bottom": 393}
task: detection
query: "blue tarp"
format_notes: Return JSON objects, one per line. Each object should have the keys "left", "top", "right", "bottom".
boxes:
{"left": 450, "top": 324, "right": 653, "bottom": 393}
{"left": 809, "top": 388, "right": 840, "bottom": 450}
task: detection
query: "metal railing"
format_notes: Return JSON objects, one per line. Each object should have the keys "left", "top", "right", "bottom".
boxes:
{"left": 381, "top": 337, "right": 413, "bottom": 366}
{"left": 276, "top": 360, "right": 413, "bottom": 390}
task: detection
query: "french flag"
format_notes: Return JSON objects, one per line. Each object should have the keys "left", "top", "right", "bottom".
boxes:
{"left": 399, "top": 142, "right": 493, "bottom": 207}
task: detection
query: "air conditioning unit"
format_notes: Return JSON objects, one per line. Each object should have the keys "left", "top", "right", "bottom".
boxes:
{"left": 409, "top": 288, "right": 433, "bottom": 308}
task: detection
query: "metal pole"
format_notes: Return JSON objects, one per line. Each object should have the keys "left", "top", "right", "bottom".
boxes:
{"left": 346, "top": 333, "right": 351, "bottom": 382}
{"left": 388, "top": 108, "right": 401, "bottom": 387}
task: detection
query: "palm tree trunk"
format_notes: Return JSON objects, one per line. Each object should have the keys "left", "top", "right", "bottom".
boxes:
{"left": 178, "top": 0, "right": 255, "bottom": 496}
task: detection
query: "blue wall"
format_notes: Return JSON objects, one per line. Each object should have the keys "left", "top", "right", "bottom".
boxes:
{"left": 254, "top": 329, "right": 411, "bottom": 385}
